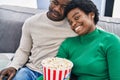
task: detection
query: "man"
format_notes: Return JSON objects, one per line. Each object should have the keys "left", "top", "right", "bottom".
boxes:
{"left": 0, "top": 0, "right": 76, "bottom": 80}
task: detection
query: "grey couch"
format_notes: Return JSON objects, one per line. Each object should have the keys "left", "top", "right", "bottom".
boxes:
{"left": 0, "top": 5, "right": 120, "bottom": 70}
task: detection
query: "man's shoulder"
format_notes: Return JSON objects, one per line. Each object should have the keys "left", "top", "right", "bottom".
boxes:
{"left": 26, "top": 11, "right": 47, "bottom": 22}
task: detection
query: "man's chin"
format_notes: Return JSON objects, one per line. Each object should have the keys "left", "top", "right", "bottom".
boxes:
{"left": 47, "top": 12, "right": 64, "bottom": 21}
{"left": 48, "top": 16, "right": 64, "bottom": 21}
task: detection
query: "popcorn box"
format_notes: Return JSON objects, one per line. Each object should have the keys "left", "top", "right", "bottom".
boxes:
{"left": 41, "top": 57, "right": 73, "bottom": 80}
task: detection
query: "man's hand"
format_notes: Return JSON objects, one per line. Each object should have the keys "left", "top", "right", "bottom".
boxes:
{"left": 0, "top": 67, "right": 17, "bottom": 80}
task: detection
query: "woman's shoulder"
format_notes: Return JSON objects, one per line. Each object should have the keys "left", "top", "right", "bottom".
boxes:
{"left": 98, "top": 28, "right": 120, "bottom": 42}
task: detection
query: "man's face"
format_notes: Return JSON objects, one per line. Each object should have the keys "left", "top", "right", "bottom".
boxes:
{"left": 47, "top": 0, "right": 71, "bottom": 21}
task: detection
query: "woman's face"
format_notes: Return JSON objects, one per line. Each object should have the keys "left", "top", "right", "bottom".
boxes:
{"left": 67, "top": 8, "right": 96, "bottom": 35}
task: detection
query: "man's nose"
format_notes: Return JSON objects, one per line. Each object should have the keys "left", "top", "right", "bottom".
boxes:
{"left": 54, "top": 5, "right": 61, "bottom": 12}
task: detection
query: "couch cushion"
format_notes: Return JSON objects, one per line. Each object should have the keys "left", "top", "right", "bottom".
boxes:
{"left": 98, "top": 16, "right": 120, "bottom": 37}
{"left": 0, "top": 5, "right": 41, "bottom": 53}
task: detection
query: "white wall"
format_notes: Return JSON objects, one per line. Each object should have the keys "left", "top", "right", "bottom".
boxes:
{"left": 0, "top": 0, "right": 37, "bottom": 8}
{"left": 37, "top": 0, "right": 50, "bottom": 10}
{"left": 1, "top": 0, "right": 120, "bottom": 18}
{"left": 92, "top": 0, "right": 106, "bottom": 16}
{"left": 113, "top": 0, "right": 120, "bottom": 18}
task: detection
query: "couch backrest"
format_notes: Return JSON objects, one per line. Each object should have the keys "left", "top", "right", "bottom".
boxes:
{"left": 0, "top": 5, "right": 120, "bottom": 53}
{"left": 98, "top": 16, "right": 120, "bottom": 37}
{"left": 0, "top": 5, "right": 42, "bottom": 53}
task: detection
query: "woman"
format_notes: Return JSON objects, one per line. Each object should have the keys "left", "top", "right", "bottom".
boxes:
{"left": 56, "top": 0, "right": 120, "bottom": 80}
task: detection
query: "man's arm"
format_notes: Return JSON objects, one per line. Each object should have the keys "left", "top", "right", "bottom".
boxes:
{"left": 8, "top": 19, "right": 32, "bottom": 70}
{"left": 0, "top": 19, "right": 32, "bottom": 80}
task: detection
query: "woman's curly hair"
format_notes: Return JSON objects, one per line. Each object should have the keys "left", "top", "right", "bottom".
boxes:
{"left": 65, "top": 0, "right": 99, "bottom": 25}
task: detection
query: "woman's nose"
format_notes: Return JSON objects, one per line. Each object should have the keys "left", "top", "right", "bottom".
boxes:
{"left": 71, "top": 21, "right": 76, "bottom": 28}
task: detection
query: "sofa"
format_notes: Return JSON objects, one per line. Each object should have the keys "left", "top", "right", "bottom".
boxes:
{"left": 0, "top": 5, "right": 120, "bottom": 71}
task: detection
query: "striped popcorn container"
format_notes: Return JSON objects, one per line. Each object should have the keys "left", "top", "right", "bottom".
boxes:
{"left": 41, "top": 57, "right": 73, "bottom": 80}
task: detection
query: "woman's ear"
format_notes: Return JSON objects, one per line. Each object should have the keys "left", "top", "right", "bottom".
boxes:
{"left": 89, "top": 12, "right": 95, "bottom": 19}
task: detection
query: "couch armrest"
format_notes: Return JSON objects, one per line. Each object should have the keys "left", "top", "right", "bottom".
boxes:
{"left": 0, "top": 53, "right": 14, "bottom": 70}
